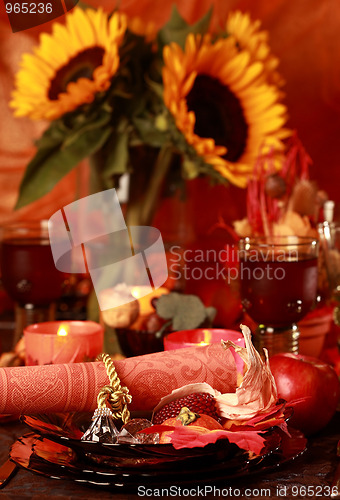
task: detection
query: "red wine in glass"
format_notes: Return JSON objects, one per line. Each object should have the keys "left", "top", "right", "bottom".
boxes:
{"left": 240, "top": 257, "right": 318, "bottom": 327}
{"left": 0, "top": 221, "right": 66, "bottom": 346}
{"left": 1, "top": 238, "right": 65, "bottom": 306}
{"left": 238, "top": 236, "right": 319, "bottom": 356}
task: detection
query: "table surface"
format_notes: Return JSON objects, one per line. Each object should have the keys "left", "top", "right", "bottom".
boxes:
{"left": 0, "top": 412, "right": 339, "bottom": 500}
{"left": 0, "top": 299, "right": 339, "bottom": 499}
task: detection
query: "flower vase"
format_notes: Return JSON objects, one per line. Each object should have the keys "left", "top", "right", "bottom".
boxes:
{"left": 181, "top": 177, "right": 245, "bottom": 329}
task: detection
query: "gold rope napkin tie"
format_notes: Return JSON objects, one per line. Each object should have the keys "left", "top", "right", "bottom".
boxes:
{"left": 81, "top": 353, "right": 132, "bottom": 442}
{"left": 96, "top": 353, "right": 132, "bottom": 424}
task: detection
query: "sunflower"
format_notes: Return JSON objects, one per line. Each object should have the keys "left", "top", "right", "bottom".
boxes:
{"left": 10, "top": 8, "right": 127, "bottom": 121}
{"left": 226, "top": 11, "right": 284, "bottom": 87}
{"left": 162, "top": 33, "right": 290, "bottom": 188}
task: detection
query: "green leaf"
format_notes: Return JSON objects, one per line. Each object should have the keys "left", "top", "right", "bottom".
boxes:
{"left": 145, "top": 76, "right": 164, "bottom": 99}
{"left": 15, "top": 104, "right": 115, "bottom": 209}
{"left": 156, "top": 293, "right": 182, "bottom": 319}
{"left": 76, "top": 1, "right": 95, "bottom": 11}
{"left": 15, "top": 123, "right": 112, "bottom": 210}
{"left": 63, "top": 108, "right": 112, "bottom": 148}
{"left": 155, "top": 293, "right": 211, "bottom": 330}
{"left": 35, "top": 121, "right": 67, "bottom": 150}
{"left": 157, "top": 5, "right": 212, "bottom": 51}
{"left": 205, "top": 306, "right": 217, "bottom": 325}
{"left": 133, "top": 116, "right": 167, "bottom": 147}
{"left": 182, "top": 158, "right": 201, "bottom": 179}
{"left": 102, "top": 130, "right": 130, "bottom": 178}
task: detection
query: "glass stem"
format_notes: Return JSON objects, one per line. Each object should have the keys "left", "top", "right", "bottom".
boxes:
{"left": 13, "top": 303, "right": 56, "bottom": 348}
{"left": 253, "top": 324, "right": 300, "bottom": 357}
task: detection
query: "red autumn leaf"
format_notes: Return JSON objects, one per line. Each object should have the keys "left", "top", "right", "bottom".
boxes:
{"left": 142, "top": 421, "right": 266, "bottom": 455}
{"left": 222, "top": 429, "right": 266, "bottom": 456}
{"left": 245, "top": 401, "right": 287, "bottom": 426}
{"left": 227, "top": 416, "right": 288, "bottom": 434}
{"left": 224, "top": 401, "right": 292, "bottom": 436}
{"left": 158, "top": 424, "right": 266, "bottom": 455}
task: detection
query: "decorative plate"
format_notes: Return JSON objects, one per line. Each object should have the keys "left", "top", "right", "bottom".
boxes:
{"left": 10, "top": 427, "right": 306, "bottom": 492}
{"left": 9, "top": 411, "right": 307, "bottom": 491}
{"left": 21, "top": 412, "right": 241, "bottom": 469}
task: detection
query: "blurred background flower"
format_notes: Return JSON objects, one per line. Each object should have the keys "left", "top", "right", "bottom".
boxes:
{"left": 162, "top": 30, "right": 289, "bottom": 187}
{"left": 9, "top": 5, "right": 290, "bottom": 229}
{"left": 11, "top": 9, "right": 127, "bottom": 120}
{"left": 1, "top": 0, "right": 339, "bottom": 227}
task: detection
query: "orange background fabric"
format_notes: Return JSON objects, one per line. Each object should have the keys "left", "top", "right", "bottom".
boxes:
{"left": 0, "top": 0, "right": 339, "bottom": 224}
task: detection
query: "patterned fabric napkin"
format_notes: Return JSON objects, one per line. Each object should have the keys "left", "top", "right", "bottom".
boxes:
{"left": 0, "top": 343, "right": 238, "bottom": 414}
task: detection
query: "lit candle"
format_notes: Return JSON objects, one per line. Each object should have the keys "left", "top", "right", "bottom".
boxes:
{"left": 130, "top": 286, "right": 169, "bottom": 316}
{"left": 164, "top": 329, "right": 245, "bottom": 374}
{"left": 24, "top": 321, "right": 104, "bottom": 365}
{"left": 163, "top": 328, "right": 244, "bottom": 350}
{"left": 99, "top": 284, "right": 169, "bottom": 329}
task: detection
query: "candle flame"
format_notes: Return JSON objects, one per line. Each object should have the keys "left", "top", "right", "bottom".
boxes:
{"left": 131, "top": 286, "right": 143, "bottom": 299}
{"left": 131, "top": 286, "right": 170, "bottom": 315}
{"left": 199, "top": 329, "right": 212, "bottom": 346}
{"left": 57, "top": 325, "right": 69, "bottom": 337}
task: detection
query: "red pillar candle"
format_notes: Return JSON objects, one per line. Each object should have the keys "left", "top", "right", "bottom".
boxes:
{"left": 24, "top": 321, "right": 104, "bottom": 365}
{"left": 163, "top": 328, "right": 245, "bottom": 374}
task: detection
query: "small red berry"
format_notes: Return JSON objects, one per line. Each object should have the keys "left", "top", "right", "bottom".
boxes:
{"left": 265, "top": 173, "right": 286, "bottom": 198}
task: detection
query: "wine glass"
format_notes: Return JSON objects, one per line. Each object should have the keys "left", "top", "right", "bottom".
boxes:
{"left": 317, "top": 221, "right": 340, "bottom": 324}
{"left": 239, "top": 235, "right": 319, "bottom": 356}
{"left": 0, "top": 220, "right": 66, "bottom": 347}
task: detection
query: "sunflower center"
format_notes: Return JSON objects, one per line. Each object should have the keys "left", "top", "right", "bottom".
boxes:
{"left": 48, "top": 46, "right": 105, "bottom": 100}
{"left": 186, "top": 74, "right": 248, "bottom": 162}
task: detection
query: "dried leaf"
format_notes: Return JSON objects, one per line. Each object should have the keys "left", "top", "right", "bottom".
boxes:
{"left": 224, "top": 401, "right": 289, "bottom": 434}
{"left": 275, "top": 210, "right": 313, "bottom": 237}
{"left": 216, "top": 324, "right": 277, "bottom": 420}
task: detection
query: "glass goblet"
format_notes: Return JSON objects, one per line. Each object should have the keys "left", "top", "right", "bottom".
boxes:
{"left": 239, "top": 235, "right": 319, "bottom": 356}
{"left": 0, "top": 220, "right": 66, "bottom": 347}
{"left": 317, "top": 221, "right": 340, "bottom": 324}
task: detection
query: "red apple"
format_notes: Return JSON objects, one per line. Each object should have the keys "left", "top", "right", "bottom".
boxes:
{"left": 269, "top": 353, "right": 340, "bottom": 436}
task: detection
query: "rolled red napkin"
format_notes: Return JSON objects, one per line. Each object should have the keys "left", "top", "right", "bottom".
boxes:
{"left": 0, "top": 343, "right": 237, "bottom": 415}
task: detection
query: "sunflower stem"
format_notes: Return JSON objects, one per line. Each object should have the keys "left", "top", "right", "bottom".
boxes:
{"left": 89, "top": 154, "right": 106, "bottom": 194}
{"left": 140, "top": 144, "right": 174, "bottom": 226}
{"left": 125, "top": 198, "right": 144, "bottom": 226}
{"left": 125, "top": 144, "right": 174, "bottom": 227}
